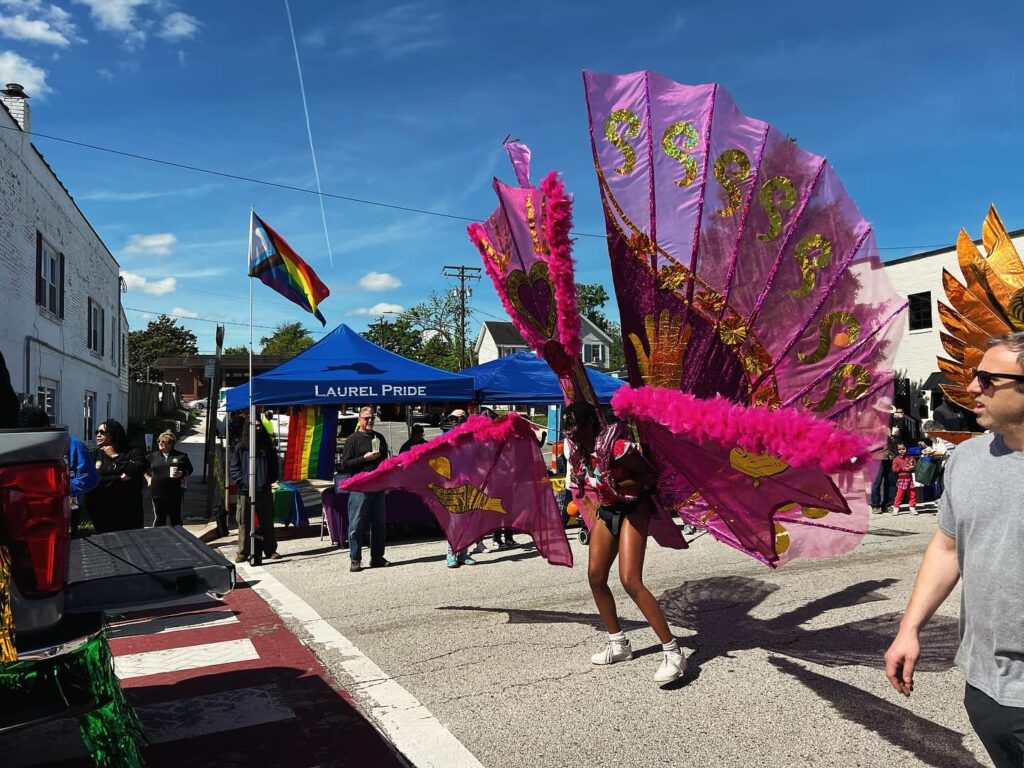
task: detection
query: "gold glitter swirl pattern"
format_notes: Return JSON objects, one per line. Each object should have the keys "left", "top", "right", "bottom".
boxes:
{"left": 1009, "top": 288, "right": 1024, "bottom": 329}
{"left": 756, "top": 176, "right": 797, "bottom": 242}
{"left": 662, "top": 121, "right": 699, "bottom": 188}
{"left": 428, "top": 483, "right": 508, "bottom": 515}
{"left": 803, "top": 363, "right": 872, "bottom": 412}
{"left": 798, "top": 311, "right": 861, "bottom": 364}
{"left": 790, "top": 234, "right": 833, "bottom": 298}
{"left": 713, "top": 149, "right": 751, "bottom": 218}
{"left": 628, "top": 310, "right": 691, "bottom": 388}
{"left": 605, "top": 108, "right": 641, "bottom": 175}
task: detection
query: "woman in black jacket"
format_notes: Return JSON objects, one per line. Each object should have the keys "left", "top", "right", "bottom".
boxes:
{"left": 85, "top": 419, "right": 147, "bottom": 532}
{"left": 146, "top": 431, "right": 193, "bottom": 526}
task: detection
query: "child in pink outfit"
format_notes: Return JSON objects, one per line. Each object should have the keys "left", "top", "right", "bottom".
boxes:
{"left": 890, "top": 443, "right": 917, "bottom": 514}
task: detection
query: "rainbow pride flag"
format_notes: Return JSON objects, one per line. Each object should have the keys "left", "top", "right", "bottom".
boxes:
{"left": 283, "top": 407, "right": 338, "bottom": 480}
{"left": 249, "top": 211, "right": 330, "bottom": 325}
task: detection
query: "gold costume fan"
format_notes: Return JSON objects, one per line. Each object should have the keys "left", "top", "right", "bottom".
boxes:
{"left": 938, "top": 205, "right": 1024, "bottom": 415}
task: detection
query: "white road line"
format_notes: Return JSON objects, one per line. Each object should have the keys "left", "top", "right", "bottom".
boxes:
{"left": 114, "top": 639, "right": 259, "bottom": 680}
{"left": 238, "top": 563, "right": 483, "bottom": 768}
{"left": 110, "top": 609, "right": 239, "bottom": 638}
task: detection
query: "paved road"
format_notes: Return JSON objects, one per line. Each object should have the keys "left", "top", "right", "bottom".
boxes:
{"left": 233, "top": 509, "right": 991, "bottom": 768}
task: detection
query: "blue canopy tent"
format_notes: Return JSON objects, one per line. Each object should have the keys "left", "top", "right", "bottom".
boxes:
{"left": 458, "top": 351, "right": 625, "bottom": 405}
{"left": 226, "top": 324, "right": 474, "bottom": 410}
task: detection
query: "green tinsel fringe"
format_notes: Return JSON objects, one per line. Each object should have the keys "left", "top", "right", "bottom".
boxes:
{"left": 0, "top": 631, "right": 147, "bottom": 767}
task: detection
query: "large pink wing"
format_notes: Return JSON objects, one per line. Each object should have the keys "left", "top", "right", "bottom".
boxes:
{"left": 584, "top": 70, "right": 906, "bottom": 566}
{"left": 343, "top": 414, "right": 572, "bottom": 567}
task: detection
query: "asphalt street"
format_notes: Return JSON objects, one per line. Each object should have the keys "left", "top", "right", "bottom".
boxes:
{"left": 224, "top": 509, "right": 989, "bottom": 768}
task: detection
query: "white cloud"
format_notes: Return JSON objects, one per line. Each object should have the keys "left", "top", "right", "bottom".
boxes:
{"left": 170, "top": 306, "right": 198, "bottom": 318}
{"left": 348, "top": 302, "right": 405, "bottom": 316}
{"left": 124, "top": 232, "right": 176, "bottom": 256}
{"left": 357, "top": 271, "right": 402, "bottom": 291}
{"left": 176, "top": 49, "right": 184, "bottom": 66}
{"left": 80, "top": 183, "right": 215, "bottom": 202}
{"left": 0, "top": 50, "right": 49, "bottom": 97}
{"left": 96, "top": 67, "right": 113, "bottom": 80}
{"left": 158, "top": 11, "right": 199, "bottom": 41}
{"left": 122, "top": 271, "right": 176, "bottom": 296}
{"left": 73, "top": 0, "right": 146, "bottom": 49}
{"left": 0, "top": 13, "right": 70, "bottom": 45}
{"left": 346, "top": 3, "right": 445, "bottom": 59}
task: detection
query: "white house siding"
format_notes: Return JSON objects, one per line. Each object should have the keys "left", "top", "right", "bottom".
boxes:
{"left": 883, "top": 231, "right": 1024, "bottom": 411}
{"left": 0, "top": 104, "right": 126, "bottom": 441}
{"left": 475, "top": 331, "right": 499, "bottom": 364}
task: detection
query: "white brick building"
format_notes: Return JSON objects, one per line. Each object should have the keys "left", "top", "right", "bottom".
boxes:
{"left": 0, "top": 84, "right": 128, "bottom": 441}
{"left": 883, "top": 226, "right": 1024, "bottom": 419}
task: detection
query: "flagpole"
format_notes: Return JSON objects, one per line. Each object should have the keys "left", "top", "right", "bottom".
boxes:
{"left": 248, "top": 208, "right": 261, "bottom": 566}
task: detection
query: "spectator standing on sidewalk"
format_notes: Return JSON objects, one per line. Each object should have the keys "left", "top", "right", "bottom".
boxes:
{"left": 86, "top": 420, "right": 146, "bottom": 532}
{"left": 399, "top": 424, "right": 427, "bottom": 454}
{"left": 890, "top": 443, "right": 918, "bottom": 515}
{"left": 885, "top": 332, "right": 1024, "bottom": 768}
{"left": 231, "top": 416, "right": 281, "bottom": 563}
{"left": 340, "top": 406, "right": 389, "bottom": 572}
{"left": 146, "top": 431, "right": 193, "bottom": 526}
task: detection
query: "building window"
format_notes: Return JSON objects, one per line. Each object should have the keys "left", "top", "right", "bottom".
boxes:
{"left": 908, "top": 292, "right": 932, "bottom": 331}
{"left": 584, "top": 343, "right": 605, "bottom": 365}
{"left": 83, "top": 391, "right": 96, "bottom": 441}
{"left": 37, "top": 378, "right": 58, "bottom": 421}
{"left": 87, "top": 299, "right": 105, "bottom": 354}
{"left": 36, "top": 235, "right": 63, "bottom": 317}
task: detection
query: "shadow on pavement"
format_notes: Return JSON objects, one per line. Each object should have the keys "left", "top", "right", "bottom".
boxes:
{"left": 769, "top": 657, "right": 985, "bottom": 768}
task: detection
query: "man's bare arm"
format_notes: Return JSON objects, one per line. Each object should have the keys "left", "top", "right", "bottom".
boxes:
{"left": 884, "top": 529, "right": 960, "bottom": 696}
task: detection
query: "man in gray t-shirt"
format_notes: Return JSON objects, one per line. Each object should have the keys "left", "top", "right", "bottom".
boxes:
{"left": 885, "top": 332, "right": 1024, "bottom": 768}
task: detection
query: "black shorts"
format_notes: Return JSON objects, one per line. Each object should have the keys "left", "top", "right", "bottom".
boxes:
{"left": 597, "top": 497, "right": 647, "bottom": 536}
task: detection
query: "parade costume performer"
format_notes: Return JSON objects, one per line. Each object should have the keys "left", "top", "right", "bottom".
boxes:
{"left": 465, "top": 72, "right": 909, "bottom": 678}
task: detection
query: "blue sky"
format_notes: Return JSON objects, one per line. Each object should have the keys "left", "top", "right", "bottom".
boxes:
{"left": 2, "top": 0, "right": 1022, "bottom": 352}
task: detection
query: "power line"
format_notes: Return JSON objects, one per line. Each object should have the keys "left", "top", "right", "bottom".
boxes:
{"left": 0, "top": 121, "right": 956, "bottom": 251}
{"left": 123, "top": 306, "right": 329, "bottom": 334}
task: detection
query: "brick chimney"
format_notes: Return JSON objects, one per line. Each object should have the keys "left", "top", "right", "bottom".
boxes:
{"left": 1, "top": 84, "right": 31, "bottom": 132}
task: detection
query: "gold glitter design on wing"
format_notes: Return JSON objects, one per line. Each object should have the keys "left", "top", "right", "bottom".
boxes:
{"left": 428, "top": 483, "right": 508, "bottom": 515}
{"left": 604, "top": 108, "right": 641, "bottom": 175}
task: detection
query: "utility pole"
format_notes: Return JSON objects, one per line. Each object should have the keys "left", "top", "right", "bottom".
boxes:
{"left": 442, "top": 265, "right": 481, "bottom": 369}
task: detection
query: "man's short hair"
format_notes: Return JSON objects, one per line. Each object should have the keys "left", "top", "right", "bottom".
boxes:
{"left": 359, "top": 406, "right": 374, "bottom": 416}
{"left": 987, "top": 331, "right": 1024, "bottom": 392}
{"left": 411, "top": 424, "right": 425, "bottom": 435}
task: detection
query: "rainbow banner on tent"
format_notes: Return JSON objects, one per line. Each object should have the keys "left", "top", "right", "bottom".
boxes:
{"left": 283, "top": 406, "right": 338, "bottom": 480}
{"left": 249, "top": 211, "right": 330, "bottom": 325}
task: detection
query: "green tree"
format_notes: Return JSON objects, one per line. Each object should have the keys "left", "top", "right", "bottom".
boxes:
{"left": 371, "top": 316, "right": 424, "bottom": 360}
{"left": 260, "top": 322, "right": 314, "bottom": 356}
{"left": 402, "top": 291, "right": 471, "bottom": 371}
{"left": 222, "top": 345, "right": 250, "bottom": 356}
{"left": 128, "top": 315, "right": 198, "bottom": 381}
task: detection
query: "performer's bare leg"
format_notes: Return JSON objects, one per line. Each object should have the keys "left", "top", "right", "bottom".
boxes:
{"left": 587, "top": 517, "right": 621, "bottom": 633}
{"left": 617, "top": 505, "right": 673, "bottom": 644}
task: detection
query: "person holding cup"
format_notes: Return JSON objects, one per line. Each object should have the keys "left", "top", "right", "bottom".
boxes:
{"left": 339, "top": 406, "right": 390, "bottom": 572}
{"left": 146, "top": 430, "right": 194, "bottom": 526}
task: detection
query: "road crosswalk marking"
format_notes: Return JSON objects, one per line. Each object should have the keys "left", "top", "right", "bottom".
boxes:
{"left": 114, "top": 638, "right": 259, "bottom": 680}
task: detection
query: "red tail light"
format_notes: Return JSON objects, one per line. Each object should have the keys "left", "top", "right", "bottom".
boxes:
{"left": 0, "top": 461, "right": 70, "bottom": 597}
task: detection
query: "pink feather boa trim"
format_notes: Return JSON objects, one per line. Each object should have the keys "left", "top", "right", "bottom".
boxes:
{"left": 341, "top": 413, "right": 536, "bottom": 485}
{"left": 539, "top": 171, "right": 581, "bottom": 360}
{"left": 611, "top": 386, "right": 872, "bottom": 474}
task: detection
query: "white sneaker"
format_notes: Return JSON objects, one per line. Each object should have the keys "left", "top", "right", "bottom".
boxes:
{"left": 591, "top": 639, "right": 633, "bottom": 665}
{"left": 654, "top": 651, "right": 686, "bottom": 682}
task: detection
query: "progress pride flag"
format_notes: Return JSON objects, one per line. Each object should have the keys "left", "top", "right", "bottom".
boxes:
{"left": 342, "top": 414, "right": 572, "bottom": 567}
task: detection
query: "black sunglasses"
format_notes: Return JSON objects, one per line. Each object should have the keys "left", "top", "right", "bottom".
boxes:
{"left": 96, "top": 429, "right": 107, "bottom": 435}
{"left": 972, "top": 369, "right": 1024, "bottom": 389}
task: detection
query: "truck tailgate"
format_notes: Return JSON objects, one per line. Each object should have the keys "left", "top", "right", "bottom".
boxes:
{"left": 65, "top": 527, "right": 235, "bottom": 613}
